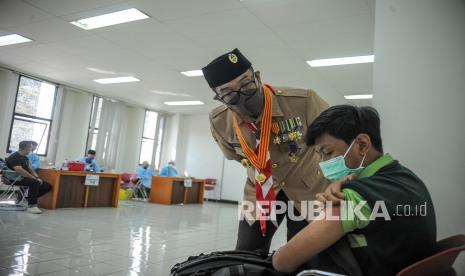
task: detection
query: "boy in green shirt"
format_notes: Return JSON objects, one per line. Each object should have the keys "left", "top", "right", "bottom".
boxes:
{"left": 272, "top": 105, "right": 436, "bottom": 276}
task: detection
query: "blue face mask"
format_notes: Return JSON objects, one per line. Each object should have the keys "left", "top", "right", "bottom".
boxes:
{"left": 86, "top": 157, "right": 93, "bottom": 164}
{"left": 318, "top": 140, "right": 366, "bottom": 182}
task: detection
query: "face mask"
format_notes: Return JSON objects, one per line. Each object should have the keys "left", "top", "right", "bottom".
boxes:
{"left": 318, "top": 140, "right": 366, "bottom": 182}
{"left": 143, "top": 165, "right": 149, "bottom": 169}
{"left": 228, "top": 84, "right": 264, "bottom": 120}
{"left": 86, "top": 157, "right": 93, "bottom": 163}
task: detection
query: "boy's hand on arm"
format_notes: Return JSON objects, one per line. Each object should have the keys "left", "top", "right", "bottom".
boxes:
{"left": 316, "top": 173, "right": 358, "bottom": 205}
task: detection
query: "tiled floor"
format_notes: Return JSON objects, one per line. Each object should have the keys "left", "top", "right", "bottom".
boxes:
{"left": 0, "top": 201, "right": 286, "bottom": 276}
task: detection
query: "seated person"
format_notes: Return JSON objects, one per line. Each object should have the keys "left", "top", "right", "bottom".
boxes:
{"left": 272, "top": 105, "right": 437, "bottom": 276}
{"left": 78, "top": 150, "right": 101, "bottom": 172}
{"left": 28, "top": 140, "right": 40, "bottom": 171}
{"left": 5, "top": 141, "right": 52, "bottom": 214}
{"left": 160, "top": 161, "right": 178, "bottom": 177}
{"left": 136, "top": 161, "right": 156, "bottom": 195}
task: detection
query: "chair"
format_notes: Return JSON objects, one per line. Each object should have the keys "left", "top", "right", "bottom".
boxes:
{"left": 132, "top": 176, "right": 148, "bottom": 201}
{"left": 120, "top": 173, "right": 135, "bottom": 189}
{"left": 204, "top": 178, "right": 218, "bottom": 201}
{"left": 0, "top": 159, "right": 28, "bottom": 211}
{"left": 397, "top": 234, "right": 465, "bottom": 276}
{"left": 120, "top": 173, "right": 148, "bottom": 201}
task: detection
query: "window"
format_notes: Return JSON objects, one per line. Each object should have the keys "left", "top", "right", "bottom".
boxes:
{"left": 86, "top": 96, "right": 103, "bottom": 152}
{"left": 7, "top": 76, "right": 57, "bottom": 155}
{"left": 139, "top": 110, "right": 164, "bottom": 168}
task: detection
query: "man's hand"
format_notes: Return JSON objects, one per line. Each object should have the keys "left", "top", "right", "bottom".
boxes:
{"left": 315, "top": 173, "right": 358, "bottom": 205}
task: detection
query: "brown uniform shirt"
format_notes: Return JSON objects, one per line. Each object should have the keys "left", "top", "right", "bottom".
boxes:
{"left": 210, "top": 86, "right": 330, "bottom": 225}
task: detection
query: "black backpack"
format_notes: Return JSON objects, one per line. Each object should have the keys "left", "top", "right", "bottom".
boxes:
{"left": 170, "top": 250, "right": 289, "bottom": 276}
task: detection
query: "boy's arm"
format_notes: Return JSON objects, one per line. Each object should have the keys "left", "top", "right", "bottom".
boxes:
{"left": 272, "top": 207, "right": 344, "bottom": 273}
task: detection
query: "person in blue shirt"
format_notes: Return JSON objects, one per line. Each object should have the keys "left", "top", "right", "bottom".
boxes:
{"left": 27, "top": 141, "right": 40, "bottom": 171}
{"left": 160, "top": 161, "right": 178, "bottom": 177}
{"left": 78, "top": 150, "right": 101, "bottom": 172}
{"left": 136, "top": 161, "right": 156, "bottom": 196}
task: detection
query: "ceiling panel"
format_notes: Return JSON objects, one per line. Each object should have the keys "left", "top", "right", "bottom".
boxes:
{"left": 137, "top": 0, "right": 243, "bottom": 21}
{"left": 163, "top": 8, "right": 267, "bottom": 39}
{"left": 0, "top": 0, "right": 375, "bottom": 113}
{"left": 0, "top": 0, "right": 52, "bottom": 28}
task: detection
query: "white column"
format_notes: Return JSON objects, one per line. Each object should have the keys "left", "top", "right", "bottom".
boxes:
{"left": 373, "top": 0, "right": 465, "bottom": 271}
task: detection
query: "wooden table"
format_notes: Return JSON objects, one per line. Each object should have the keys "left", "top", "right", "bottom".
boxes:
{"left": 38, "top": 169, "right": 121, "bottom": 209}
{"left": 149, "top": 176, "right": 205, "bottom": 205}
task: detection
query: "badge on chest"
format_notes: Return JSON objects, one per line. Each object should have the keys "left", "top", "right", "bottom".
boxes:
{"left": 272, "top": 117, "right": 303, "bottom": 162}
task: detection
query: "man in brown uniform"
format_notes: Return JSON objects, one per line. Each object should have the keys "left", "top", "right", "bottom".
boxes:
{"left": 202, "top": 48, "right": 329, "bottom": 252}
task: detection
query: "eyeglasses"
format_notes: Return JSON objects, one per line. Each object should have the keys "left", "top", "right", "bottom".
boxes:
{"left": 214, "top": 75, "right": 258, "bottom": 105}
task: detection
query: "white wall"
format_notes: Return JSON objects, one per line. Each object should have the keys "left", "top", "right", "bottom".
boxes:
{"left": 373, "top": 0, "right": 465, "bottom": 272}
{"left": 0, "top": 70, "right": 18, "bottom": 157}
{"left": 174, "top": 114, "right": 247, "bottom": 202}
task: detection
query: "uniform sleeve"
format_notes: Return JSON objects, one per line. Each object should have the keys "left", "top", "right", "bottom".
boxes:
{"left": 160, "top": 167, "right": 167, "bottom": 176}
{"left": 306, "top": 89, "right": 329, "bottom": 124}
{"left": 93, "top": 162, "right": 101, "bottom": 172}
{"left": 341, "top": 188, "right": 372, "bottom": 234}
{"left": 29, "top": 154, "right": 40, "bottom": 170}
{"left": 209, "top": 122, "right": 241, "bottom": 162}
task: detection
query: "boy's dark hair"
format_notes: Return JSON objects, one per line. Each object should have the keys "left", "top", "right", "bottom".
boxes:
{"left": 29, "top": 141, "right": 38, "bottom": 146}
{"left": 18, "top": 141, "right": 31, "bottom": 150}
{"left": 87, "top": 150, "right": 96, "bottom": 155}
{"left": 306, "top": 105, "right": 383, "bottom": 152}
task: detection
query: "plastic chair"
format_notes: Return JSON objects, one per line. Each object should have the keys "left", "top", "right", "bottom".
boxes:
{"left": 120, "top": 173, "right": 135, "bottom": 189}
{"left": 397, "top": 234, "right": 465, "bottom": 276}
{"left": 204, "top": 178, "right": 217, "bottom": 191}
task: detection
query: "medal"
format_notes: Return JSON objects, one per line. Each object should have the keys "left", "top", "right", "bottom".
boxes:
{"left": 241, "top": 158, "right": 252, "bottom": 168}
{"left": 255, "top": 173, "right": 267, "bottom": 183}
{"left": 289, "top": 153, "right": 299, "bottom": 162}
{"left": 288, "top": 142, "right": 300, "bottom": 162}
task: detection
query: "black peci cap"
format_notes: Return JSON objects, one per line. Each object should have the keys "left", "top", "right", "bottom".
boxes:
{"left": 202, "top": 48, "right": 252, "bottom": 88}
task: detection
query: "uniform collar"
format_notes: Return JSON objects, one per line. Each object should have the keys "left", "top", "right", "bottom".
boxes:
{"left": 358, "top": 153, "right": 394, "bottom": 179}
{"left": 235, "top": 84, "right": 284, "bottom": 125}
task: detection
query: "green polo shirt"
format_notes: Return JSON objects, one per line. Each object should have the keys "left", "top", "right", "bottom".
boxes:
{"left": 341, "top": 154, "right": 395, "bottom": 234}
{"left": 339, "top": 153, "right": 436, "bottom": 276}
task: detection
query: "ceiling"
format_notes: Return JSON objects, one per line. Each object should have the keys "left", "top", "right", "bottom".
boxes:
{"left": 0, "top": 0, "right": 375, "bottom": 114}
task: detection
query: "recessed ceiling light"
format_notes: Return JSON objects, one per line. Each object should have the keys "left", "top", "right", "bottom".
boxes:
{"left": 164, "top": 101, "right": 204, "bottom": 106}
{"left": 307, "top": 55, "right": 374, "bottom": 67}
{"left": 70, "top": 8, "right": 149, "bottom": 30}
{"left": 0, "top": 34, "right": 32, "bottom": 47}
{"left": 94, "top": 76, "right": 140, "bottom": 84}
{"left": 181, "top": 70, "right": 203, "bottom": 77}
{"left": 344, "top": 94, "right": 373, "bottom": 100}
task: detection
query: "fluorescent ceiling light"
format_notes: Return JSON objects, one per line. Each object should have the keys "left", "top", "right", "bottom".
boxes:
{"left": 181, "top": 70, "right": 203, "bottom": 77}
{"left": 164, "top": 101, "right": 204, "bottom": 106}
{"left": 0, "top": 34, "right": 32, "bottom": 46}
{"left": 344, "top": 94, "right": 373, "bottom": 100}
{"left": 307, "top": 55, "right": 374, "bottom": 67}
{"left": 94, "top": 76, "right": 140, "bottom": 84}
{"left": 70, "top": 8, "right": 149, "bottom": 30}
